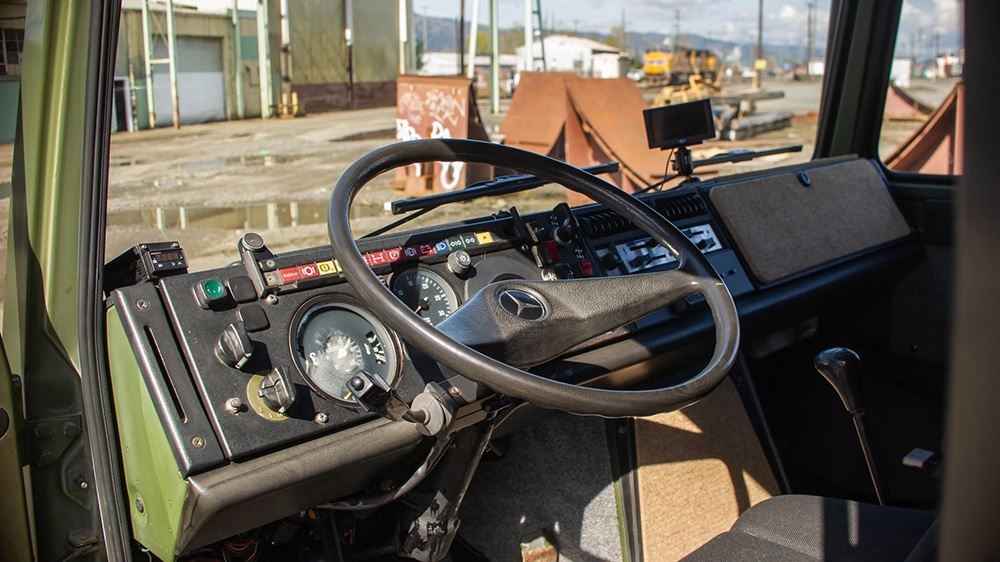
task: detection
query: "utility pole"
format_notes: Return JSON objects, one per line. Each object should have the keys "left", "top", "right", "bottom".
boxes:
{"left": 459, "top": 0, "right": 465, "bottom": 75}
{"left": 754, "top": 0, "right": 764, "bottom": 87}
{"left": 933, "top": 31, "right": 940, "bottom": 78}
{"left": 524, "top": 0, "right": 532, "bottom": 72}
{"left": 806, "top": 1, "right": 813, "bottom": 71}
{"left": 140, "top": 0, "right": 156, "bottom": 128}
{"left": 489, "top": 0, "right": 500, "bottom": 114}
{"left": 620, "top": 9, "right": 626, "bottom": 51}
{"left": 674, "top": 9, "right": 680, "bottom": 49}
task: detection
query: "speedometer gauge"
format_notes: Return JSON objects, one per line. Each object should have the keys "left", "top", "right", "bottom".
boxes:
{"left": 389, "top": 268, "right": 460, "bottom": 326}
{"left": 291, "top": 298, "right": 400, "bottom": 406}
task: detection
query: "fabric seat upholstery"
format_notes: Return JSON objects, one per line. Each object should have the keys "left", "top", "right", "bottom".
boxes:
{"left": 681, "top": 495, "right": 938, "bottom": 561}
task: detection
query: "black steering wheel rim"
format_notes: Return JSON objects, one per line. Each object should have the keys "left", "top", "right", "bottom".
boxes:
{"left": 329, "top": 138, "right": 739, "bottom": 417}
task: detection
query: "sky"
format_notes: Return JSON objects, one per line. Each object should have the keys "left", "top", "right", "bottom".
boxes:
{"left": 416, "top": 0, "right": 963, "bottom": 52}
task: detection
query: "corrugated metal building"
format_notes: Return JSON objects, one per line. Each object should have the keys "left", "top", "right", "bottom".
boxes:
{"left": 115, "top": 0, "right": 414, "bottom": 130}
{"left": 0, "top": 1, "right": 25, "bottom": 143}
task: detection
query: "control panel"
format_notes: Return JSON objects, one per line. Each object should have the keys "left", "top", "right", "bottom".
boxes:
{"left": 106, "top": 191, "right": 753, "bottom": 478}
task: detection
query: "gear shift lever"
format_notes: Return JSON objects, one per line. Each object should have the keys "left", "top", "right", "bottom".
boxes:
{"left": 814, "top": 347, "right": 889, "bottom": 505}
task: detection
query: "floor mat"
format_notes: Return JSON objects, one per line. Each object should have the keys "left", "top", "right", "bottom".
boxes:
{"left": 457, "top": 412, "right": 623, "bottom": 562}
{"left": 635, "top": 378, "right": 780, "bottom": 560}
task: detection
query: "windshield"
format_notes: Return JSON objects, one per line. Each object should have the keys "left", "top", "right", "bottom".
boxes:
{"left": 98, "top": 1, "right": 843, "bottom": 273}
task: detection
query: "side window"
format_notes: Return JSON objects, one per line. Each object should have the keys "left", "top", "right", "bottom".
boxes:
{"left": 879, "top": 0, "right": 964, "bottom": 175}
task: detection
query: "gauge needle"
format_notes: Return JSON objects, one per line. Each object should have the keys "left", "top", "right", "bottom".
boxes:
{"left": 413, "top": 297, "right": 430, "bottom": 313}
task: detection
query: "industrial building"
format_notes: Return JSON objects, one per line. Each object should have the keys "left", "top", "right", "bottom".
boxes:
{"left": 114, "top": 0, "right": 416, "bottom": 131}
{"left": 515, "top": 34, "right": 627, "bottom": 79}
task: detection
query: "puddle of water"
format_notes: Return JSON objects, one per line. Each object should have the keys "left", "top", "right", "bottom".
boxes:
{"left": 110, "top": 158, "right": 148, "bottom": 167}
{"left": 332, "top": 129, "right": 396, "bottom": 142}
{"left": 107, "top": 201, "right": 383, "bottom": 231}
{"left": 182, "top": 153, "right": 304, "bottom": 170}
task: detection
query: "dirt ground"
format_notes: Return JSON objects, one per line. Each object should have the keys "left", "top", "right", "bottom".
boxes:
{"left": 0, "top": 76, "right": 958, "bottom": 315}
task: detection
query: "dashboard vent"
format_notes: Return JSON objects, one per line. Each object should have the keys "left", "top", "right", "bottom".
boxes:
{"left": 578, "top": 193, "right": 707, "bottom": 238}
{"left": 655, "top": 193, "right": 707, "bottom": 220}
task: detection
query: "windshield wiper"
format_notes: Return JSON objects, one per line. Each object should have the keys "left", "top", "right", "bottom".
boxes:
{"left": 361, "top": 162, "right": 619, "bottom": 239}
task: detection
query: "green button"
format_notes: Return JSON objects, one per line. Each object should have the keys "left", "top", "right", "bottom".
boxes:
{"left": 203, "top": 279, "right": 227, "bottom": 299}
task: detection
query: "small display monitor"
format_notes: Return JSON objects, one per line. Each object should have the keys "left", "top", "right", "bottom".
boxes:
{"left": 642, "top": 99, "right": 716, "bottom": 150}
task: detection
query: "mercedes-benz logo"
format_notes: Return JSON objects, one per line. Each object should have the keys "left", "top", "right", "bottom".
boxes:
{"left": 498, "top": 289, "right": 546, "bottom": 321}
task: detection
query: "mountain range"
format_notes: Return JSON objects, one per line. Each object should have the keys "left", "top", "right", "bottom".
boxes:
{"left": 415, "top": 14, "right": 825, "bottom": 69}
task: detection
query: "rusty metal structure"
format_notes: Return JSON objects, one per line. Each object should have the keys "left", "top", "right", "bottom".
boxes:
{"left": 501, "top": 72, "right": 671, "bottom": 205}
{"left": 393, "top": 75, "right": 492, "bottom": 196}
{"left": 885, "top": 81, "right": 964, "bottom": 175}
{"left": 884, "top": 81, "right": 935, "bottom": 121}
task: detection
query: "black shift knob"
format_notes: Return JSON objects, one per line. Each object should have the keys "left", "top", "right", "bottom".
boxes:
{"left": 814, "top": 347, "right": 864, "bottom": 414}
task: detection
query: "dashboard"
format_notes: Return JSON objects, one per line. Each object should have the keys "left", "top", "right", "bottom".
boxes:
{"left": 106, "top": 183, "right": 752, "bottom": 476}
{"left": 103, "top": 157, "right": 919, "bottom": 554}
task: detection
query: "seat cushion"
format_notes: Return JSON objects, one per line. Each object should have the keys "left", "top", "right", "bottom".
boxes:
{"left": 682, "top": 495, "right": 937, "bottom": 561}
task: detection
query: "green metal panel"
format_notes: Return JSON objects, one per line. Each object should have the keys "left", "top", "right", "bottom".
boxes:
{"left": 240, "top": 35, "right": 258, "bottom": 60}
{"left": 289, "top": 0, "right": 347, "bottom": 85}
{"left": 0, "top": 328, "right": 32, "bottom": 561}
{"left": 3, "top": 1, "right": 100, "bottom": 558}
{"left": 354, "top": 0, "right": 399, "bottom": 83}
{"left": 106, "top": 311, "right": 189, "bottom": 561}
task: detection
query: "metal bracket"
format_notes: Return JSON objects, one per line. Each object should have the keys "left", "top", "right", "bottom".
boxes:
{"left": 27, "top": 414, "right": 83, "bottom": 468}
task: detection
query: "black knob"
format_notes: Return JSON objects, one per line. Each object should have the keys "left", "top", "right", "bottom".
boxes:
{"left": 216, "top": 322, "right": 253, "bottom": 369}
{"left": 814, "top": 347, "right": 864, "bottom": 414}
{"left": 447, "top": 250, "right": 473, "bottom": 276}
{"left": 552, "top": 223, "right": 577, "bottom": 246}
{"left": 258, "top": 366, "right": 297, "bottom": 414}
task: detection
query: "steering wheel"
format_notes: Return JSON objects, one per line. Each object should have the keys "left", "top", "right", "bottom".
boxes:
{"left": 329, "top": 139, "right": 738, "bottom": 417}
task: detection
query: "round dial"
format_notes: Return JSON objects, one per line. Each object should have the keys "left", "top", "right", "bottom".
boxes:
{"left": 390, "top": 268, "right": 460, "bottom": 327}
{"left": 291, "top": 299, "right": 399, "bottom": 405}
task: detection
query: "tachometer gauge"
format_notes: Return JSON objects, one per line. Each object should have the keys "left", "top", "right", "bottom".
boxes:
{"left": 291, "top": 298, "right": 400, "bottom": 406}
{"left": 389, "top": 268, "right": 460, "bottom": 327}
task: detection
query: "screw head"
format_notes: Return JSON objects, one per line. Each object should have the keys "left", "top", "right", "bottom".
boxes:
{"left": 265, "top": 294, "right": 279, "bottom": 305}
{"left": 191, "top": 436, "right": 205, "bottom": 449}
{"left": 34, "top": 423, "right": 53, "bottom": 439}
{"left": 448, "top": 386, "right": 462, "bottom": 397}
{"left": 136, "top": 299, "right": 149, "bottom": 310}
{"left": 314, "top": 412, "right": 329, "bottom": 424}
{"left": 136, "top": 498, "right": 145, "bottom": 513}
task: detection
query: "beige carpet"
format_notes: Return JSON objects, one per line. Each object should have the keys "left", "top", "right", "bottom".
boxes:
{"left": 635, "top": 378, "right": 781, "bottom": 560}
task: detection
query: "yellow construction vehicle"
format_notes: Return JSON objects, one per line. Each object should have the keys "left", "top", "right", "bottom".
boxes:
{"left": 641, "top": 48, "right": 719, "bottom": 87}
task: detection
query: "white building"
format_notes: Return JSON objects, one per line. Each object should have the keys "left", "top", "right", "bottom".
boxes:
{"left": 515, "top": 34, "right": 626, "bottom": 79}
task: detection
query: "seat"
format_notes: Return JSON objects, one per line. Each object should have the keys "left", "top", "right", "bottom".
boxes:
{"left": 680, "top": 495, "right": 938, "bottom": 561}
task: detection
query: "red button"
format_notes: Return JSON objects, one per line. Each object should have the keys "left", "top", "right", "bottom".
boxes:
{"left": 578, "top": 260, "right": 594, "bottom": 278}
{"left": 386, "top": 248, "right": 403, "bottom": 262}
{"left": 279, "top": 267, "right": 301, "bottom": 283}
{"left": 369, "top": 251, "right": 388, "bottom": 265}
{"left": 418, "top": 244, "right": 435, "bottom": 256}
{"left": 298, "top": 264, "right": 319, "bottom": 278}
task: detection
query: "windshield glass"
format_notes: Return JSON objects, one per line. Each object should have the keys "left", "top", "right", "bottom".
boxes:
{"left": 99, "top": 1, "right": 843, "bottom": 272}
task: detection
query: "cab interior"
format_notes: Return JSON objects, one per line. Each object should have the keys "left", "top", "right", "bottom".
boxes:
{"left": 2, "top": 1, "right": 998, "bottom": 562}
